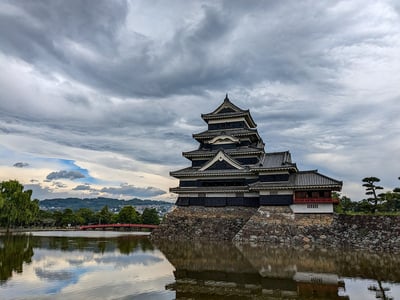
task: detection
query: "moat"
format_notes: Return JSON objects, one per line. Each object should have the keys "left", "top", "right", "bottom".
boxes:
{"left": 1, "top": 232, "right": 399, "bottom": 299}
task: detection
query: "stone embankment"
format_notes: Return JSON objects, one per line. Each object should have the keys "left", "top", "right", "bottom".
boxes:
{"left": 151, "top": 206, "right": 257, "bottom": 241}
{"left": 234, "top": 206, "right": 400, "bottom": 252}
{"left": 152, "top": 206, "right": 400, "bottom": 252}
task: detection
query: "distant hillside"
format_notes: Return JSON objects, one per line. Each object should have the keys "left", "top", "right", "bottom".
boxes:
{"left": 40, "top": 197, "right": 173, "bottom": 212}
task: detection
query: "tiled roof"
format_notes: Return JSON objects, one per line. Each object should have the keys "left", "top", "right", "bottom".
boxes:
{"left": 202, "top": 111, "right": 249, "bottom": 119}
{"left": 200, "top": 96, "right": 257, "bottom": 127}
{"left": 193, "top": 128, "right": 260, "bottom": 140}
{"left": 201, "top": 111, "right": 255, "bottom": 122}
{"left": 261, "top": 151, "right": 292, "bottom": 168}
{"left": 245, "top": 151, "right": 297, "bottom": 171}
{"left": 249, "top": 170, "right": 342, "bottom": 190}
{"left": 206, "top": 95, "right": 247, "bottom": 114}
{"left": 182, "top": 147, "right": 265, "bottom": 158}
{"left": 294, "top": 170, "right": 342, "bottom": 187}
{"left": 170, "top": 167, "right": 254, "bottom": 178}
{"left": 170, "top": 186, "right": 250, "bottom": 193}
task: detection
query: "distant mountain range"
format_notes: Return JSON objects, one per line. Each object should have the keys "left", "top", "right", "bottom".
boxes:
{"left": 40, "top": 197, "right": 174, "bottom": 212}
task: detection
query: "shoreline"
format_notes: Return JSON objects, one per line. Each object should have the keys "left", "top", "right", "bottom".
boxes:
{"left": 0, "top": 227, "right": 151, "bottom": 234}
{"left": 0, "top": 227, "right": 77, "bottom": 233}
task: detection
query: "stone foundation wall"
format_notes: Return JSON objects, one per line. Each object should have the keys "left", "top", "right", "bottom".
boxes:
{"left": 234, "top": 207, "right": 400, "bottom": 252}
{"left": 233, "top": 206, "right": 334, "bottom": 244}
{"left": 331, "top": 214, "right": 400, "bottom": 251}
{"left": 151, "top": 206, "right": 257, "bottom": 241}
{"left": 152, "top": 206, "right": 400, "bottom": 252}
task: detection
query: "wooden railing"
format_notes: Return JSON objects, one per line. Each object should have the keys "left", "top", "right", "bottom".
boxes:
{"left": 293, "top": 197, "right": 337, "bottom": 204}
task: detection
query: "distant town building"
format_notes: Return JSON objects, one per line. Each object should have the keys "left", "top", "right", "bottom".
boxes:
{"left": 170, "top": 95, "right": 342, "bottom": 213}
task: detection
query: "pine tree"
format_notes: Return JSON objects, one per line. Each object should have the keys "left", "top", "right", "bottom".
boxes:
{"left": 362, "top": 177, "right": 384, "bottom": 213}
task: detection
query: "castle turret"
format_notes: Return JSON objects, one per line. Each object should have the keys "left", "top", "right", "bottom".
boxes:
{"left": 170, "top": 95, "right": 342, "bottom": 213}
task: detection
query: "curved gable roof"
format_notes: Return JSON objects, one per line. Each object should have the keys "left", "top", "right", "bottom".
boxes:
{"left": 201, "top": 95, "right": 257, "bottom": 128}
{"left": 200, "top": 150, "right": 244, "bottom": 171}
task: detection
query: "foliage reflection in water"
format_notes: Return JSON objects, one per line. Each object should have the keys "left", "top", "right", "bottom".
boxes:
{"left": 1, "top": 232, "right": 400, "bottom": 299}
{"left": 0, "top": 232, "right": 175, "bottom": 300}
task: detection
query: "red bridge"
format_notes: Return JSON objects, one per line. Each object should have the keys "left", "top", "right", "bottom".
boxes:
{"left": 79, "top": 223, "right": 159, "bottom": 231}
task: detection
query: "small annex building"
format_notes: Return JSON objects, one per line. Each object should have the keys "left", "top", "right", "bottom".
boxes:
{"left": 170, "top": 95, "right": 342, "bottom": 213}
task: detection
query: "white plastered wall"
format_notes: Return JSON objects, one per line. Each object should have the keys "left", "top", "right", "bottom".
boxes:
{"left": 290, "top": 203, "right": 333, "bottom": 213}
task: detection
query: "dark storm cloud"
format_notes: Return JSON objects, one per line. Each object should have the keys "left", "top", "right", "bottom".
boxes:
{"left": 13, "top": 162, "right": 29, "bottom": 168}
{"left": 0, "top": 0, "right": 127, "bottom": 64}
{"left": 100, "top": 183, "right": 165, "bottom": 198}
{"left": 0, "top": 0, "right": 355, "bottom": 98}
{"left": 52, "top": 181, "right": 67, "bottom": 188}
{"left": 73, "top": 184, "right": 92, "bottom": 191}
{"left": 64, "top": 94, "right": 91, "bottom": 107}
{"left": 46, "top": 170, "right": 85, "bottom": 180}
{"left": 0, "top": 0, "right": 142, "bottom": 97}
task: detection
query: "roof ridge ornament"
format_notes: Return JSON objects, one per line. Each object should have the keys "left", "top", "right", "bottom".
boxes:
{"left": 224, "top": 93, "right": 229, "bottom": 101}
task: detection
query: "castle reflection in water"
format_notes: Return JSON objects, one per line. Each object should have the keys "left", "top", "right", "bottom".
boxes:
{"left": 1, "top": 234, "right": 398, "bottom": 299}
{"left": 156, "top": 240, "right": 398, "bottom": 300}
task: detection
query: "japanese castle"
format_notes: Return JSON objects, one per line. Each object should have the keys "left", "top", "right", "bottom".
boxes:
{"left": 170, "top": 95, "right": 342, "bottom": 213}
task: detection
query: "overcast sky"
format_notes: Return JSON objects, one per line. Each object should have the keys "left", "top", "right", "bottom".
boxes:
{"left": 1, "top": 0, "right": 399, "bottom": 201}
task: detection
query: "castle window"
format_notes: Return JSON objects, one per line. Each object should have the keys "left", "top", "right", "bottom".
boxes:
{"left": 307, "top": 204, "right": 319, "bottom": 209}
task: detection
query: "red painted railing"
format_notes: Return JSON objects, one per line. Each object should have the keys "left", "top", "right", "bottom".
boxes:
{"left": 79, "top": 223, "right": 158, "bottom": 230}
{"left": 293, "top": 197, "right": 336, "bottom": 204}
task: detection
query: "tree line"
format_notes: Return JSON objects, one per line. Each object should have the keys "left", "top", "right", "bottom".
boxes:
{"left": 2, "top": 176, "right": 400, "bottom": 226}
{"left": 0, "top": 180, "right": 160, "bottom": 229}
{"left": 335, "top": 177, "right": 400, "bottom": 214}
{"left": 38, "top": 204, "right": 160, "bottom": 227}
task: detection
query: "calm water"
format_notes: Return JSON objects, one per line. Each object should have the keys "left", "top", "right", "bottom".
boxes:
{"left": 1, "top": 232, "right": 400, "bottom": 299}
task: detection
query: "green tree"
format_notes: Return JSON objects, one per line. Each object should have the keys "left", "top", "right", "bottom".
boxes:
{"left": 354, "top": 199, "right": 373, "bottom": 213}
{"left": 97, "top": 205, "right": 113, "bottom": 224}
{"left": 111, "top": 213, "right": 119, "bottom": 224}
{"left": 0, "top": 180, "right": 40, "bottom": 229}
{"left": 380, "top": 191, "right": 400, "bottom": 212}
{"left": 0, "top": 193, "right": 4, "bottom": 209}
{"left": 142, "top": 208, "right": 160, "bottom": 225}
{"left": 394, "top": 177, "right": 400, "bottom": 194}
{"left": 383, "top": 177, "right": 400, "bottom": 212}
{"left": 37, "top": 210, "right": 55, "bottom": 227}
{"left": 362, "top": 177, "right": 384, "bottom": 213}
{"left": 76, "top": 208, "right": 96, "bottom": 225}
{"left": 52, "top": 211, "right": 63, "bottom": 227}
{"left": 61, "top": 208, "right": 77, "bottom": 226}
{"left": 333, "top": 194, "right": 354, "bottom": 214}
{"left": 117, "top": 206, "right": 140, "bottom": 224}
